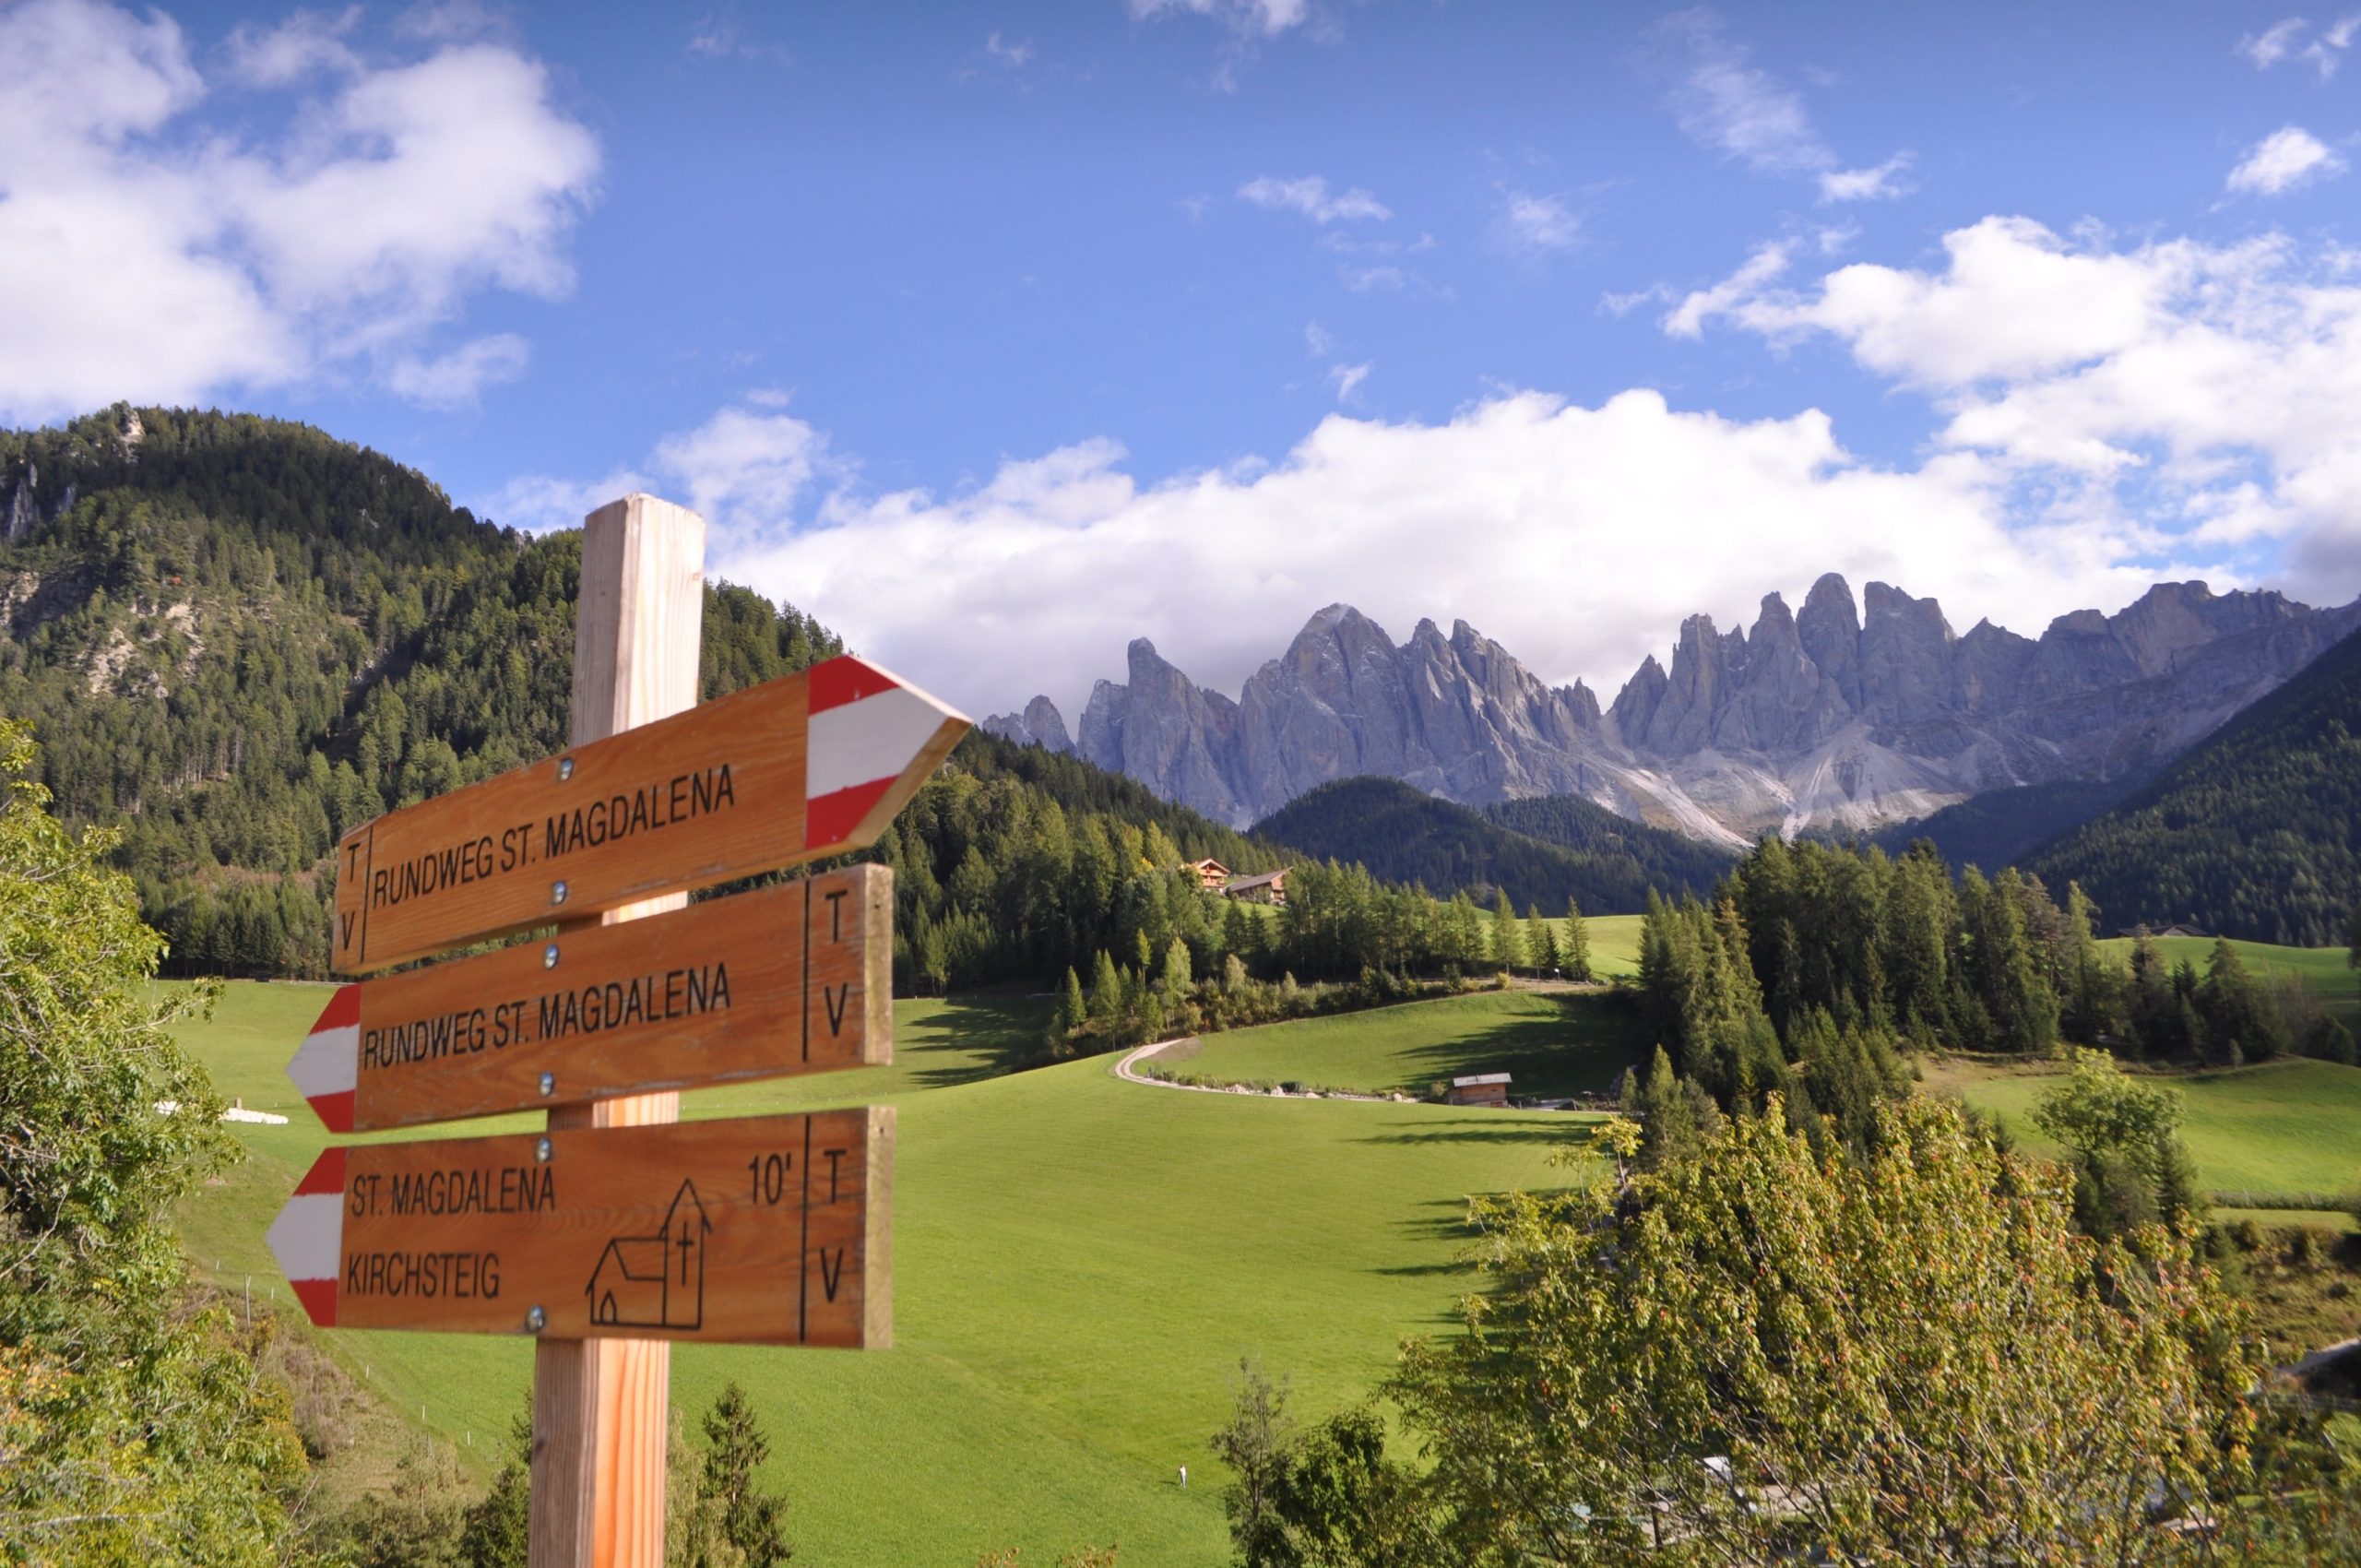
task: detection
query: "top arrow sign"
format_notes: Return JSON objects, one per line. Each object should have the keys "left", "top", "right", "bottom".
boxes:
{"left": 331, "top": 657, "right": 967, "bottom": 975}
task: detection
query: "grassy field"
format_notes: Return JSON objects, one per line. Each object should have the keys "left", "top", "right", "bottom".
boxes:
{"left": 171, "top": 980, "right": 1601, "bottom": 1565}
{"left": 1168, "top": 988, "right": 1646, "bottom": 1099}
{"left": 1926, "top": 1054, "right": 2361, "bottom": 1195}
{"left": 2092, "top": 934, "right": 2358, "bottom": 1027}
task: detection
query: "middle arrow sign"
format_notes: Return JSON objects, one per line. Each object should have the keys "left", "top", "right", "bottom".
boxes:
{"left": 288, "top": 865, "right": 892, "bottom": 1133}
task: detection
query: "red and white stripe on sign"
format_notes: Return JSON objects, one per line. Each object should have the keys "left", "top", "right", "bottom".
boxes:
{"left": 288, "top": 985, "right": 362, "bottom": 1133}
{"left": 266, "top": 1147, "right": 347, "bottom": 1327}
{"left": 806, "top": 659, "right": 961, "bottom": 848}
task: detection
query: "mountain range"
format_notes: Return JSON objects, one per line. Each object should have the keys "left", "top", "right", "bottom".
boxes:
{"left": 986, "top": 580, "right": 2361, "bottom": 844}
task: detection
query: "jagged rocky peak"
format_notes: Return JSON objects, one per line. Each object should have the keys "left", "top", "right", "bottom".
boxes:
{"left": 981, "top": 693, "right": 1074, "bottom": 754}
{"left": 982, "top": 580, "right": 2361, "bottom": 842}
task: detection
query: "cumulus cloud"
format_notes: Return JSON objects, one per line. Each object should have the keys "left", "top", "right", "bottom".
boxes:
{"left": 0, "top": 0, "right": 598, "bottom": 423}
{"left": 1238, "top": 174, "right": 1390, "bottom": 223}
{"left": 2226, "top": 125, "right": 2345, "bottom": 195}
{"left": 1662, "top": 215, "right": 2361, "bottom": 598}
{"left": 489, "top": 383, "right": 2250, "bottom": 724}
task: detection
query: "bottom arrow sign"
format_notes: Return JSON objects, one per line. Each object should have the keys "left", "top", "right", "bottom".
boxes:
{"left": 266, "top": 1111, "right": 891, "bottom": 1348}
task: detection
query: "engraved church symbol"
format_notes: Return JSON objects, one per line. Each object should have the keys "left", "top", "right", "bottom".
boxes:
{"left": 586, "top": 1179, "right": 711, "bottom": 1330}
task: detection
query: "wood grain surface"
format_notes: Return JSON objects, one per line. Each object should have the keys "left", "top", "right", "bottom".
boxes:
{"left": 321, "top": 1110, "right": 891, "bottom": 1347}
{"left": 329, "top": 659, "right": 966, "bottom": 975}
{"left": 306, "top": 866, "right": 893, "bottom": 1131}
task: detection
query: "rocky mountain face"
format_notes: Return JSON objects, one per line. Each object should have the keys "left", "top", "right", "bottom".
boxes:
{"left": 981, "top": 576, "right": 2361, "bottom": 843}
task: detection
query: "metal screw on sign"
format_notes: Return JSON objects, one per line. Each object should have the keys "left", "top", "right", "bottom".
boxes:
{"left": 539, "top": 1072, "right": 556, "bottom": 1098}
{"left": 551, "top": 880, "right": 568, "bottom": 907}
{"left": 543, "top": 943, "right": 560, "bottom": 968}
{"left": 536, "top": 1136, "right": 552, "bottom": 1163}
{"left": 557, "top": 756, "right": 575, "bottom": 781}
{"left": 526, "top": 1306, "right": 546, "bottom": 1333}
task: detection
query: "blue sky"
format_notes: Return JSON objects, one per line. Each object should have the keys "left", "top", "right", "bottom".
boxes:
{"left": 5, "top": 0, "right": 2359, "bottom": 714}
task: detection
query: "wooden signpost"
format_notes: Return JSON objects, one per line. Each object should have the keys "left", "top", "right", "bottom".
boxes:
{"left": 266, "top": 492, "right": 967, "bottom": 1567}
{"left": 288, "top": 866, "right": 892, "bottom": 1131}
{"left": 330, "top": 654, "right": 966, "bottom": 974}
{"left": 266, "top": 1110, "right": 891, "bottom": 1347}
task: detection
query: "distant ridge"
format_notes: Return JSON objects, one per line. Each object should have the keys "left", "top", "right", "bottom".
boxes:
{"left": 1253, "top": 775, "right": 1726, "bottom": 913}
{"left": 990, "top": 581, "right": 2361, "bottom": 845}
{"left": 2026, "top": 625, "right": 2361, "bottom": 946}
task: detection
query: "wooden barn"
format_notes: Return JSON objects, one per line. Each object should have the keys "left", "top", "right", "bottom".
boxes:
{"left": 1446, "top": 1072, "right": 1513, "bottom": 1108}
{"left": 1222, "top": 867, "right": 1289, "bottom": 907}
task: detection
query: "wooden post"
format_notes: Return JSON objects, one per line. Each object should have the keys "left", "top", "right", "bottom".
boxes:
{"left": 530, "top": 494, "right": 706, "bottom": 1568}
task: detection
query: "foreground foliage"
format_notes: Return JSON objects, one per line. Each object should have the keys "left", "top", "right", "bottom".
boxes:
{"left": 0, "top": 718, "right": 305, "bottom": 1561}
{"left": 1389, "top": 1096, "right": 2353, "bottom": 1565}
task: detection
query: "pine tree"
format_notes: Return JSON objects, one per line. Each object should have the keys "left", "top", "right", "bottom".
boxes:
{"left": 1087, "top": 949, "right": 1121, "bottom": 1023}
{"left": 1490, "top": 890, "right": 1524, "bottom": 973}
{"left": 1062, "top": 966, "right": 1087, "bottom": 1031}
{"left": 458, "top": 1409, "right": 533, "bottom": 1566}
{"left": 1527, "top": 903, "right": 1561, "bottom": 974}
{"left": 696, "top": 1382, "right": 792, "bottom": 1568}
{"left": 1562, "top": 896, "right": 1593, "bottom": 982}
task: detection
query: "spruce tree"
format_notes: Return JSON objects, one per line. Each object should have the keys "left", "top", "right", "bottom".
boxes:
{"left": 1491, "top": 890, "right": 1524, "bottom": 973}
{"left": 1562, "top": 896, "right": 1593, "bottom": 982}
{"left": 696, "top": 1382, "right": 792, "bottom": 1568}
{"left": 1527, "top": 903, "right": 1561, "bottom": 974}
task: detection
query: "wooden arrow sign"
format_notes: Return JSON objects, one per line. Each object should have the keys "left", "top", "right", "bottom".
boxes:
{"left": 288, "top": 866, "right": 891, "bottom": 1132}
{"left": 330, "top": 656, "right": 966, "bottom": 975}
{"left": 265, "top": 1110, "right": 891, "bottom": 1347}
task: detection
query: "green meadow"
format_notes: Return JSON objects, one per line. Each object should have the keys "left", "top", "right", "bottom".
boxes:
{"left": 1931, "top": 1054, "right": 2361, "bottom": 1196}
{"left": 172, "top": 981, "right": 1602, "bottom": 1566}
{"left": 1167, "top": 988, "right": 1646, "bottom": 1099}
{"left": 2093, "top": 933, "right": 2359, "bottom": 1027}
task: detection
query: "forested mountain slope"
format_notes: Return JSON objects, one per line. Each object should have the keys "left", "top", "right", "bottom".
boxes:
{"left": 1254, "top": 775, "right": 1723, "bottom": 912}
{"left": 1864, "top": 778, "right": 2140, "bottom": 874}
{"left": 0, "top": 406, "right": 1272, "bottom": 986}
{"left": 2027, "top": 626, "right": 2361, "bottom": 944}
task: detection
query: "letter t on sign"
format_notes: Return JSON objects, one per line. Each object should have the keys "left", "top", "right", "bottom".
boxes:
{"left": 531, "top": 493, "right": 705, "bottom": 1568}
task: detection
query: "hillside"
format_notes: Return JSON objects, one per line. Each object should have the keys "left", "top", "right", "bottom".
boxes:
{"left": 1864, "top": 777, "right": 2138, "bottom": 873}
{"left": 2027, "top": 625, "right": 2361, "bottom": 944}
{"left": 1480, "top": 790, "right": 1737, "bottom": 894}
{"left": 1254, "top": 775, "right": 1723, "bottom": 912}
{"left": 0, "top": 407, "right": 1272, "bottom": 990}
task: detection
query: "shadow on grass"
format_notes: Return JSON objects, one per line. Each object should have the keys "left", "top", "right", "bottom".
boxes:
{"left": 1356, "top": 1117, "right": 1587, "bottom": 1146}
{"left": 1391, "top": 992, "right": 1651, "bottom": 1099}
{"left": 907, "top": 994, "right": 1060, "bottom": 1089}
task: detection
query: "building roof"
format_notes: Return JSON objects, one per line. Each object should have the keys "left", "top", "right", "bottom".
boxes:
{"left": 1452, "top": 1073, "right": 1513, "bottom": 1087}
{"left": 1224, "top": 868, "right": 1288, "bottom": 891}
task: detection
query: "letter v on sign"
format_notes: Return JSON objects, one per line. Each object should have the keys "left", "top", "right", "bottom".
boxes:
{"left": 331, "top": 657, "right": 967, "bottom": 974}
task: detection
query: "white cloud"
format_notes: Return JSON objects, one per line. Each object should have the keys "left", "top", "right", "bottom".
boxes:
{"left": 1660, "top": 215, "right": 2361, "bottom": 600}
{"left": 486, "top": 398, "right": 831, "bottom": 537}
{"left": 702, "top": 391, "right": 2213, "bottom": 719}
{"left": 1664, "top": 239, "right": 1794, "bottom": 338}
{"left": 2238, "top": 14, "right": 2360, "bottom": 76}
{"left": 1647, "top": 8, "right": 1911, "bottom": 208}
{"left": 1817, "top": 152, "right": 1914, "bottom": 204}
{"left": 2239, "top": 16, "right": 2310, "bottom": 68}
{"left": 382, "top": 332, "right": 529, "bottom": 409}
{"left": 1238, "top": 174, "right": 1390, "bottom": 224}
{"left": 220, "top": 6, "right": 360, "bottom": 87}
{"left": 1492, "top": 191, "right": 1581, "bottom": 259}
{"left": 0, "top": 0, "right": 598, "bottom": 423}
{"left": 1328, "top": 362, "right": 1370, "bottom": 402}
{"left": 2226, "top": 125, "right": 2345, "bottom": 195}
{"left": 1649, "top": 7, "right": 1828, "bottom": 175}
{"left": 1129, "top": 0, "right": 1309, "bottom": 39}
{"left": 985, "top": 31, "right": 1034, "bottom": 65}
